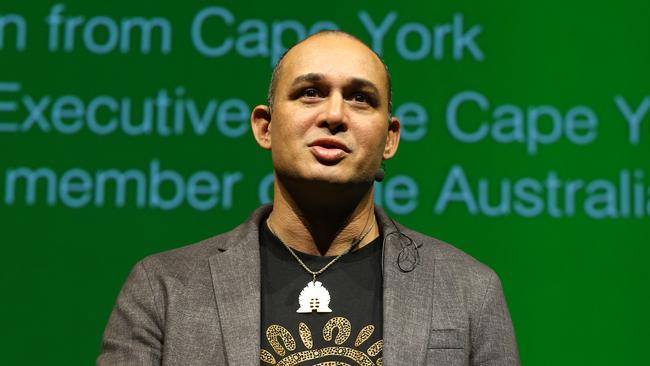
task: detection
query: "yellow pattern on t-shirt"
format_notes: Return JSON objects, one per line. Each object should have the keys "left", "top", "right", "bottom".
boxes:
{"left": 260, "top": 317, "right": 383, "bottom": 366}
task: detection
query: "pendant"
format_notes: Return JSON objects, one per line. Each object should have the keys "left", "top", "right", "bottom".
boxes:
{"left": 297, "top": 280, "right": 332, "bottom": 313}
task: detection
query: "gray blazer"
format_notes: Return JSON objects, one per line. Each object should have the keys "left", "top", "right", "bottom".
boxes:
{"left": 98, "top": 206, "right": 519, "bottom": 365}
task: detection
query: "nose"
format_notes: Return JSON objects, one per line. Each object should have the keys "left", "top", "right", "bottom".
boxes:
{"left": 318, "top": 93, "right": 347, "bottom": 133}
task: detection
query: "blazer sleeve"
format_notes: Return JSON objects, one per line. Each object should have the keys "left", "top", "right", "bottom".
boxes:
{"left": 97, "top": 261, "right": 164, "bottom": 366}
{"left": 470, "top": 271, "right": 520, "bottom": 366}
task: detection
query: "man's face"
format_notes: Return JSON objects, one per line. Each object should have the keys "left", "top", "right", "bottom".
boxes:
{"left": 258, "top": 34, "right": 400, "bottom": 186}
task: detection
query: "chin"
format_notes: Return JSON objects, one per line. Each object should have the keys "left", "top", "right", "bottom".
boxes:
{"left": 276, "top": 163, "right": 372, "bottom": 187}
{"left": 307, "top": 169, "right": 371, "bottom": 186}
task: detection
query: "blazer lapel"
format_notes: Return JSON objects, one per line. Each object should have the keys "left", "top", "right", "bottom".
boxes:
{"left": 378, "top": 210, "right": 435, "bottom": 365}
{"left": 209, "top": 210, "right": 266, "bottom": 365}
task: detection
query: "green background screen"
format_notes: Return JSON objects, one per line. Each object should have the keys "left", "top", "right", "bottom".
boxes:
{"left": 1, "top": 0, "right": 648, "bottom": 364}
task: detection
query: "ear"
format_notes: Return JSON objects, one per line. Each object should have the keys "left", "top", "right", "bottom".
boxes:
{"left": 383, "top": 116, "right": 401, "bottom": 160}
{"left": 251, "top": 105, "right": 272, "bottom": 150}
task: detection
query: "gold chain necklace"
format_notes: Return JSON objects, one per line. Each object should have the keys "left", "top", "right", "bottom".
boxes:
{"left": 266, "top": 213, "right": 375, "bottom": 313}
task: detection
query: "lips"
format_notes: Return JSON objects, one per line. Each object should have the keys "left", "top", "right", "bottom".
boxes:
{"left": 308, "top": 138, "right": 350, "bottom": 164}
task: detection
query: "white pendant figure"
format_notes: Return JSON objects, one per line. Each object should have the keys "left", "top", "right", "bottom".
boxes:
{"left": 297, "top": 281, "right": 332, "bottom": 313}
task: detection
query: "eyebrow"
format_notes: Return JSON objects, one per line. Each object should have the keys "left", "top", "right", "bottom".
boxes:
{"left": 290, "top": 73, "right": 381, "bottom": 96}
{"left": 348, "top": 78, "right": 380, "bottom": 96}
{"left": 291, "top": 73, "right": 324, "bottom": 86}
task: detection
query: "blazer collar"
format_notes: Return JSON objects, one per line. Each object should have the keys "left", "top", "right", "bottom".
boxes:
{"left": 208, "top": 206, "right": 270, "bottom": 365}
{"left": 377, "top": 209, "right": 435, "bottom": 365}
{"left": 209, "top": 205, "right": 434, "bottom": 365}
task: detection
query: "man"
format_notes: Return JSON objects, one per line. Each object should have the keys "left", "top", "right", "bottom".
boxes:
{"left": 98, "top": 30, "right": 519, "bottom": 365}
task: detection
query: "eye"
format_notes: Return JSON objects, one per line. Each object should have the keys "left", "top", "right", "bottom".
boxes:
{"left": 351, "top": 93, "right": 369, "bottom": 103}
{"left": 349, "top": 92, "right": 376, "bottom": 106}
{"left": 301, "top": 87, "right": 320, "bottom": 98}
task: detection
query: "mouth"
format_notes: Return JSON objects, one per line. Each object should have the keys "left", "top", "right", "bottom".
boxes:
{"left": 308, "top": 138, "right": 350, "bottom": 164}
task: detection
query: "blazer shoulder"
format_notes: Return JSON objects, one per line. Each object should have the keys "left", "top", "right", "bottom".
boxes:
{"left": 137, "top": 212, "right": 262, "bottom": 278}
{"left": 401, "top": 227, "right": 499, "bottom": 283}
{"left": 377, "top": 209, "right": 496, "bottom": 282}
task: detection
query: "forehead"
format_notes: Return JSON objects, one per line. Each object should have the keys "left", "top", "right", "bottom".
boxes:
{"left": 279, "top": 35, "right": 388, "bottom": 91}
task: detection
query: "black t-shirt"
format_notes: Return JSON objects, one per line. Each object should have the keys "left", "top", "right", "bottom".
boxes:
{"left": 259, "top": 221, "right": 383, "bottom": 366}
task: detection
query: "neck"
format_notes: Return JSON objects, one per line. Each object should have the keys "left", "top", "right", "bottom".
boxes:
{"left": 267, "top": 175, "right": 379, "bottom": 256}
